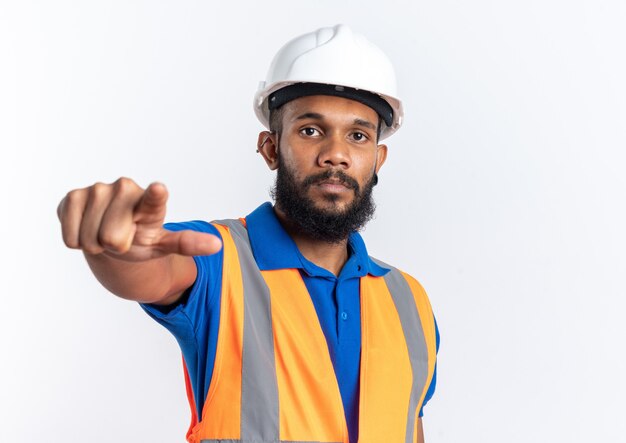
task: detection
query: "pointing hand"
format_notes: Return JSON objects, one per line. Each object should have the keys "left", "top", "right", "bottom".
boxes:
{"left": 57, "top": 178, "right": 222, "bottom": 261}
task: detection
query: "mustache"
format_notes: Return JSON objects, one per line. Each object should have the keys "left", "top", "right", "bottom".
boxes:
{"left": 301, "top": 170, "right": 360, "bottom": 191}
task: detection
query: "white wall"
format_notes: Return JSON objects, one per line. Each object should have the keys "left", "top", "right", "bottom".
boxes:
{"left": 2, "top": 1, "right": 625, "bottom": 442}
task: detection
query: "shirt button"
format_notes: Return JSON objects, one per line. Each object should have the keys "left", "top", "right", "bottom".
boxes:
{"left": 341, "top": 311, "right": 348, "bottom": 321}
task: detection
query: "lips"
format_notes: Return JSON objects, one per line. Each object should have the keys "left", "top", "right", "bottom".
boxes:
{"left": 313, "top": 173, "right": 357, "bottom": 188}
{"left": 316, "top": 181, "right": 352, "bottom": 194}
{"left": 301, "top": 170, "right": 360, "bottom": 195}
{"left": 317, "top": 178, "right": 351, "bottom": 189}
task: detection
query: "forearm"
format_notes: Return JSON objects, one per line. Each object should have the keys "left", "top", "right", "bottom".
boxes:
{"left": 84, "top": 252, "right": 196, "bottom": 304}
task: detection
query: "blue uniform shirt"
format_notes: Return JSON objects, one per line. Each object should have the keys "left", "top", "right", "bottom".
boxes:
{"left": 141, "top": 202, "right": 439, "bottom": 443}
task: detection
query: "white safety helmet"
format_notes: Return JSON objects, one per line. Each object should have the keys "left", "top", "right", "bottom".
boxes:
{"left": 254, "top": 24, "right": 403, "bottom": 140}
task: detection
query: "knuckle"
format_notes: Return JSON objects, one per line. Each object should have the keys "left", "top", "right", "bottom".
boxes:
{"left": 89, "top": 182, "right": 109, "bottom": 199}
{"left": 64, "top": 189, "right": 82, "bottom": 206}
{"left": 62, "top": 235, "right": 80, "bottom": 249}
{"left": 113, "top": 177, "right": 137, "bottom": 195}
{"left": 58, "top": 191, "right": 81, "bottom": 222}
{"left": 98, "top": 230, "right": 128, "bottom": 253}
{"left": 82, "top": 243, "right": 104, "bottom": 255}
{"left": 79, "top": 230, "right": 101, "bottom": 255}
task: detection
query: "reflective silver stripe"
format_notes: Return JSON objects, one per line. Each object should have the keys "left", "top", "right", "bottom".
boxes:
{"left": 372, "top": 258, "right": 429, "bottom": 443}
{"left": 214, "top": 219, "right": 280, "bottom": 442}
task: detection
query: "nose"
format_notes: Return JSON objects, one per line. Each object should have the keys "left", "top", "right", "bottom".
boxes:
{"left": 317, "top": 134, "right": 351, "bottom": 169}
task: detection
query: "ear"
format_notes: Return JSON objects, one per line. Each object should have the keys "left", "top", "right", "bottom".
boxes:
{"left": 257, "top": 131, "right": 279, "bottom": 170}
{"left": 374, "top": 143, "right": 388, "bottom": 174}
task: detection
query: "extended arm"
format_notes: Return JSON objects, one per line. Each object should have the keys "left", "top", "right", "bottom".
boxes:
{"left": 57, "top": 178, "right": 222, "bottom": 305}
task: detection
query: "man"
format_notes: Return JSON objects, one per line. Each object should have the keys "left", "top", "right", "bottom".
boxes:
{"left": 58, "top": 25, "right": 439, "bottom": 443}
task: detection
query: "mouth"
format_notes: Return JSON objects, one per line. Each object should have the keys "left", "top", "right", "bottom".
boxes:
{"left": 315, "top": 175, "right": 357, "bottom": 192}
{"left": 316, "top": 180, "right": 351, "bottom": 192}
{"left": 302, "top": 171, "right": 360, "bottom": 196}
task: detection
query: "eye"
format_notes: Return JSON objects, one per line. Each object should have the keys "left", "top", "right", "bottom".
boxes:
{"left": 350, "top": 131, "right": 369, "bottom": 142}
{"left": 300, "top": 127, "right": 321, "bottom": 137}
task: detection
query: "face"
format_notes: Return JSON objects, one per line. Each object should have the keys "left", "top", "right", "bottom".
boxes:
{"left": 258, "top": 95, "right": 388, "bottom": 242}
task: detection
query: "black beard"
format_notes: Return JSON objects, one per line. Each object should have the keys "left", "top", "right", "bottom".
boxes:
{"left": 271, "top": 156, "right": 377, "bottom": 243}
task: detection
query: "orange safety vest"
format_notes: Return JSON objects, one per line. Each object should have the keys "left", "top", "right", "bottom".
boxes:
{"left": 184, "top": 219, "right": 437, "bottom": 443}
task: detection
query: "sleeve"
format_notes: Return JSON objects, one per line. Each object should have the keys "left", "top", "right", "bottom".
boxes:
{"left": 418, "top": 315, "right": 439, "bottom": 417}
{"left": 139, "top": 220, "right": 224, "bottom": 347}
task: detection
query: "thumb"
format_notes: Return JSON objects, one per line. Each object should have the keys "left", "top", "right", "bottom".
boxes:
{"left": 134, "top": 182, "right": 168, "bottom": 225}
{"left": 156, "top": 229, "right": 223, "bottom": 257}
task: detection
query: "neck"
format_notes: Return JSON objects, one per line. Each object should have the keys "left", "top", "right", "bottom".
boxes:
{"left": 273, "top": 205, "right": 350, "bottom": 276}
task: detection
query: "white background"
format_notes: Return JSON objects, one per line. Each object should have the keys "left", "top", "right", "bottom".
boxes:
{"left": 2, "top": 1, "right": 625, "bottom": 442}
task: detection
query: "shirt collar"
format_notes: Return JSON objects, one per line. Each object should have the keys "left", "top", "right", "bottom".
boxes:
{"left": 245, "top": 202, "right": 389, "bottom": 278}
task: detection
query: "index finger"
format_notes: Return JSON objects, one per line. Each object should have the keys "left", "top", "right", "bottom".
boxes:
{"left": 156, "top": 229, "right": 223, "bottom": 257}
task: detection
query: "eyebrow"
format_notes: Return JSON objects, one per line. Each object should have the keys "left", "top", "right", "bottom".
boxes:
{"left": 295, "top": 112, "right": 324, "bottom": 121}
{"left": 295, "top": 113, "right": 377, "bottom": 131}
{"left": 353, "top": 118, "right": 376, "bottom": 131}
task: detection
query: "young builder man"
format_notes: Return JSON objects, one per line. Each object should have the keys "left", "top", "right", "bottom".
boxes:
{"left": 57, "top": 25, "right": 439, "bottom": 443}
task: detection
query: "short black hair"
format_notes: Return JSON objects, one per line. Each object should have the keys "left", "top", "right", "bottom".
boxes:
{"left": 269, "top": 106, "right": 384, "bottom": 142}
{"left": 269, "top": 105, "right": 286, "bottom": 135}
